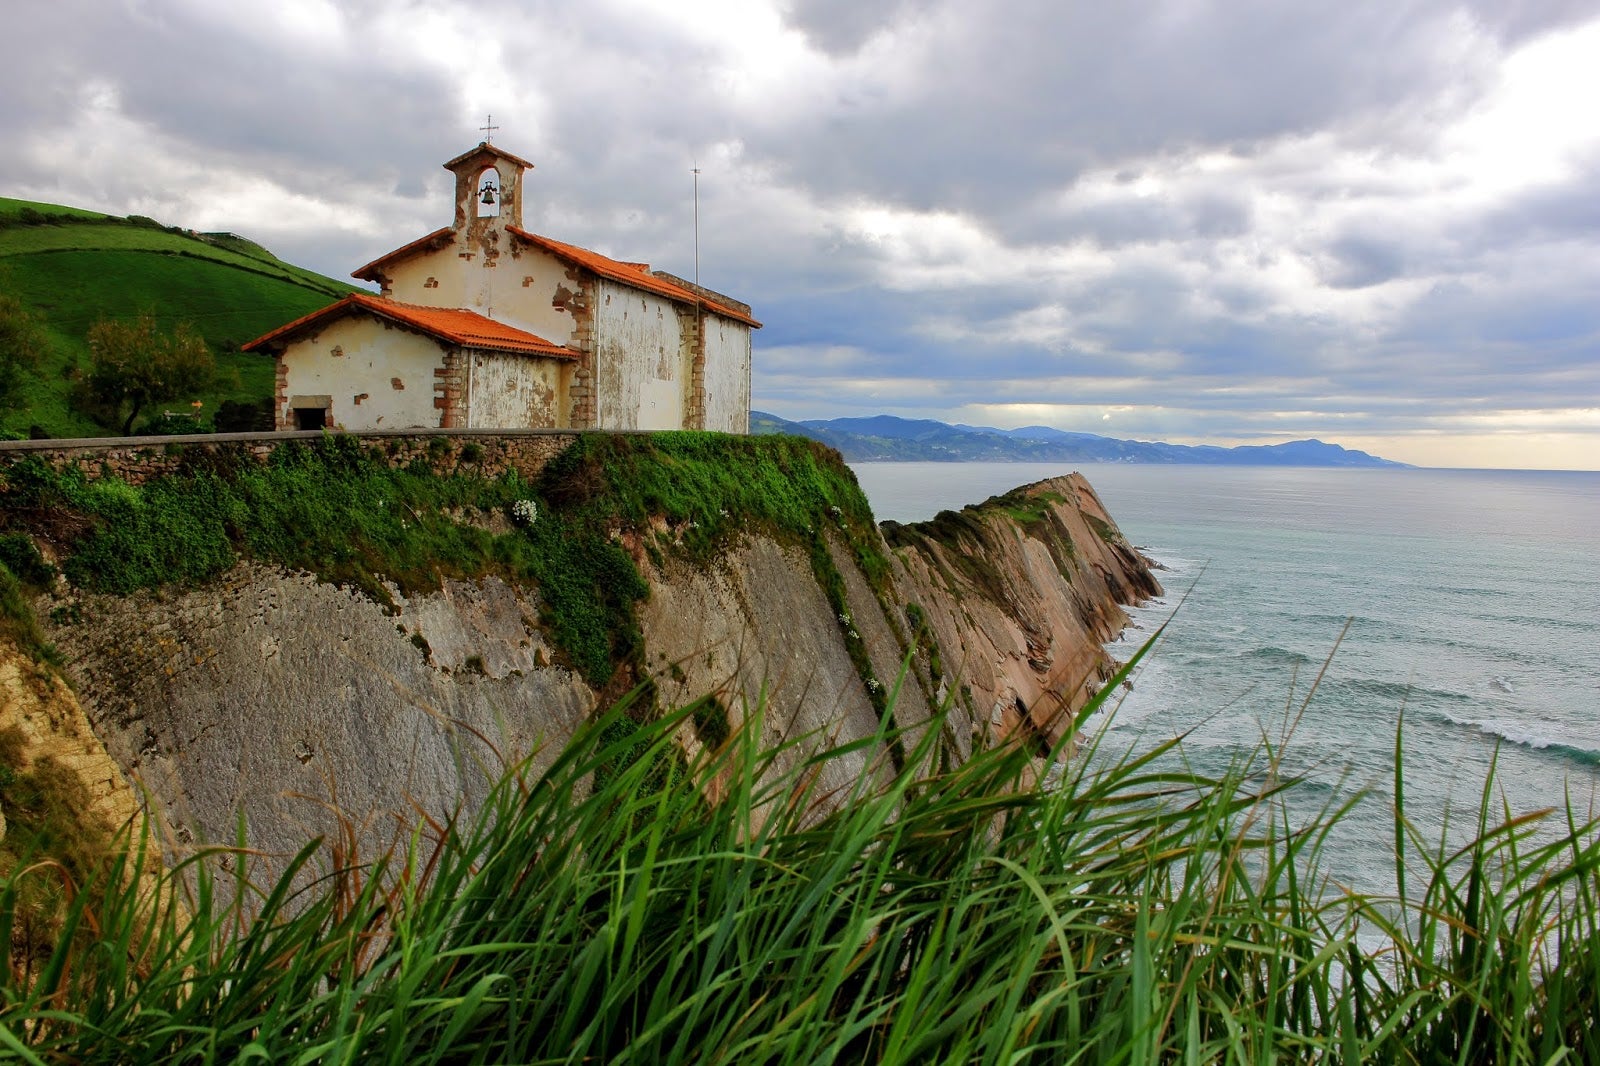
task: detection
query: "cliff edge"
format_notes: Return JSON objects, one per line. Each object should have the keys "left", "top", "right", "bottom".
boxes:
{"left": 0, "top": 434, "right": 1159, "bottom": 875}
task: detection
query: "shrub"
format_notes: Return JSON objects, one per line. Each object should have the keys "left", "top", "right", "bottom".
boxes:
{"left": 213, "top": 398, "right": 275, "bottom": 433}
{"left": 0, "top": 293, "right": 48, "bottom": 412}
{"left": 80, "top": 313, "right": 214, "bottom": 435}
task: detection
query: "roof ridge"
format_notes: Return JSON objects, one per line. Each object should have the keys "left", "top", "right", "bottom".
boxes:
{"left": 506, "top": 225, "right": 761, "bottom": 328}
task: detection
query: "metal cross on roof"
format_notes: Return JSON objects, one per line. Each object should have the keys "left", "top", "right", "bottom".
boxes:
{"left": 480, "top": 114, "right": 499, "bottom": 143}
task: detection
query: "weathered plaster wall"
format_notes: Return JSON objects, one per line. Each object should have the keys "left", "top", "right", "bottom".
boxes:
{"left": 465, "top": 351, "right": 568, "bottom": 429}
{"left": 280, "top": 317, "right": 445, "bottom": 431}
{"left": 386, "top": 247, "right": 466, "bottom": 310}
{"left": 702, "top": 314, "right": 751, "bottom": 434}
{"left": 384, "top": 239, "right": 584, "bottom": 355}
{"left": 594, "top": 279, "right": 687, "bottom": 430}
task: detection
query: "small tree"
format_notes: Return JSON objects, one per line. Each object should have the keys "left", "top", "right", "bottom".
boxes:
{"left": 0, "top": 293, "right": 47, "bottom": 412}
{"left": 82, "top": 314, "right": 214, "bottom": 435}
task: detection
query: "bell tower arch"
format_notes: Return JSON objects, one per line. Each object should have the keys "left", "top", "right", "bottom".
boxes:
{"left": 444, "top": 141, "right": 534, "bottom": 233}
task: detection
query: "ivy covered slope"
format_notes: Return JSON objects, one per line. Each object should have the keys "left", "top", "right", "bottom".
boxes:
{"left": 0, "top": 429, "right": 928, "bottom": 887}
{"left": 0, "top": 431, "right": 888, "bottom": 694}
{"left": 0, "top": 197, "right": 354, "bottom": 438}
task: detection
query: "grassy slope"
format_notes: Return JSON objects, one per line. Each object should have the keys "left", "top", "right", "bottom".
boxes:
{"left": 0, "top": 197, "right": 357, "bottom": 437}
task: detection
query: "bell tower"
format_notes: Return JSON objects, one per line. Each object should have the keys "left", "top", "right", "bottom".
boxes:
{"left": 444, "top": 141, "right": 534, "bottom": 233}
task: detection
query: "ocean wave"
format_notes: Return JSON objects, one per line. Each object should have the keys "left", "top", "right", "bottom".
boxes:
{"left": 1241, "top": 646, "right": 1315, "bottom": 668}
{"left": 1432, "top": 714, "right": 1600, "bottom": 770}
{"left": 1430, "top": 585, "right": 1503, "bottom": 599}
{"left": 1302, "top": 613, "right": 1382, "bottom": 629}
{"left": 1332, "top": 677, "right": 1476, "bottom": 706}
{"left": 1483, "top": 732, "right": 1600, "bottom": 770}
{"left": 1474, "top": 613, "right": 1600, "bottom": 634}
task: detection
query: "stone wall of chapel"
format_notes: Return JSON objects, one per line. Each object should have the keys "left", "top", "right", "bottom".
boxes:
{"left": 0, "top": 433, "right": 581, "bottom": 487}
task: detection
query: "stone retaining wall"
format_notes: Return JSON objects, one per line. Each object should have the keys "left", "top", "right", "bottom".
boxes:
{"left": 0, "top": 429, "right": 586, "bottom": 485}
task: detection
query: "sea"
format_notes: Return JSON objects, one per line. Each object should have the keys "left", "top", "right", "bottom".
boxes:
{"left": 850, "top": 462, "right": 1600, "bottom": 896}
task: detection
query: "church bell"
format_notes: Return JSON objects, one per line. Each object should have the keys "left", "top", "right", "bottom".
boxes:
{"left": 480, "top": 182, "right": 497, "bottom": 205}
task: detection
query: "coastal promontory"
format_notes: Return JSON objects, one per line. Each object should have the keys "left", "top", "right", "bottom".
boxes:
{"left": 0, "top": 431, "right": 1158, "bottom": 874}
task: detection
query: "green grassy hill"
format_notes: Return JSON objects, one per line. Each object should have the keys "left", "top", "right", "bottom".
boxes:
{"left": 0, "top": 197, "right": 357, "bottom": 437}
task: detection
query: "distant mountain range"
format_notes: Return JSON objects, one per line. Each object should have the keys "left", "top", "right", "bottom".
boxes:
{"left": 751, "top": 412, "right": 1409, "bottom": 467}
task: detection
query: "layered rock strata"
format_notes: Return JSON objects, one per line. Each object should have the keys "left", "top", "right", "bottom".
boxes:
{"left": 10, "top": 473, "right": 1159, "bottom": 875}
{"left": 885, "top": 474, "right": 1163, "bottom": 761}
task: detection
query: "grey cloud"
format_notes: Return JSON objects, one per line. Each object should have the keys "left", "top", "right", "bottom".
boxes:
{"left": 3, "top": 1, "right": 1597, "bottom": 462}
{"left": 1322, "top": 234, "right": 1407, "bottom": 289}
{"left": 755, "top": 0, "right": 1512, "bottom": 216}
{"left": 779, "top": 0, "right": 940, "bottom": 54}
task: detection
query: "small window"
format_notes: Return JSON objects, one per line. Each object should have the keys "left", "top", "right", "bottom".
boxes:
{"left": 293, "top": 407, "right": 327, "bottom": 430}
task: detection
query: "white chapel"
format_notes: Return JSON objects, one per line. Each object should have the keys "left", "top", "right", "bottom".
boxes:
{"left": 245, "top": 142, "right": 759, "bottom": 433}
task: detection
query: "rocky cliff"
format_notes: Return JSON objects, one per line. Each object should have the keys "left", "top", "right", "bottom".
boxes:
{"left": 0, "top": 436, "right": 1159, "bottom": 878}
{"left": 886, "top": 476, "right": 1163, "bottom": 761}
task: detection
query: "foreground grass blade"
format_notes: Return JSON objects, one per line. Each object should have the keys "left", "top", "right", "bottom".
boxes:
{"left": 4, "top": 646, "right": 1600, "bottom": 1063}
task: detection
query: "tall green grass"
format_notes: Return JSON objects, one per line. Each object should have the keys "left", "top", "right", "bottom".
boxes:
{"left": 3, "top": 646, "right": 1597, "bottom": 1063}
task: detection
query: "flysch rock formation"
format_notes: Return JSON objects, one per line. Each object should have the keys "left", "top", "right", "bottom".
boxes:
{"left": 886, "top": 474, "right": 1163, "bottom": 762}
{"left": 10, "top": 472, "right": 1159, "bottom": 880}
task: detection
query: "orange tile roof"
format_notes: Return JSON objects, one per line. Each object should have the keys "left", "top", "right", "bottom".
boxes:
{"left": 507, "top": 226, "right": 761, "bottom": 328}
{"left": 242, "top": 293, "right": 577, "bottom": 359}
{"left": 352, "top": 227, "right": 455, "bottom": 283}
{"left": 344, "top": 221, "right": 760, "bottom": 327}
{"left": 444, "top": 142, "right": 535, "bottom": 172}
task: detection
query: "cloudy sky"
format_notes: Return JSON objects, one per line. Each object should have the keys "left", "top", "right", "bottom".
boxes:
{"left": 3, "top": 0, "right": 1597, "bottom": 468}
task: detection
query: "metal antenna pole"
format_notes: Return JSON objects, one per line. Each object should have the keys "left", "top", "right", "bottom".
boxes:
{"left": 693, "top": 164, "right": 704, "bottom": 428}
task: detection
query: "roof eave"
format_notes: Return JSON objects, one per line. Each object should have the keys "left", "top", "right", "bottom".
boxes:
{"left": 351, "top": 227, "right": 455, "bottom": 282}
{"left": 243, "top": 294, "right": 579, "bottom": 360}
{"left": 460, "top": 343, "right": 580, "bottom": 361}
{"left": 507, "top": 225, "right": 761, "bottom": 328}
{"left": 443, "top": 142, "right": 536, "bottom": 172}
{"left": 242, "top": 294, "right": 365, "bottom": 352}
